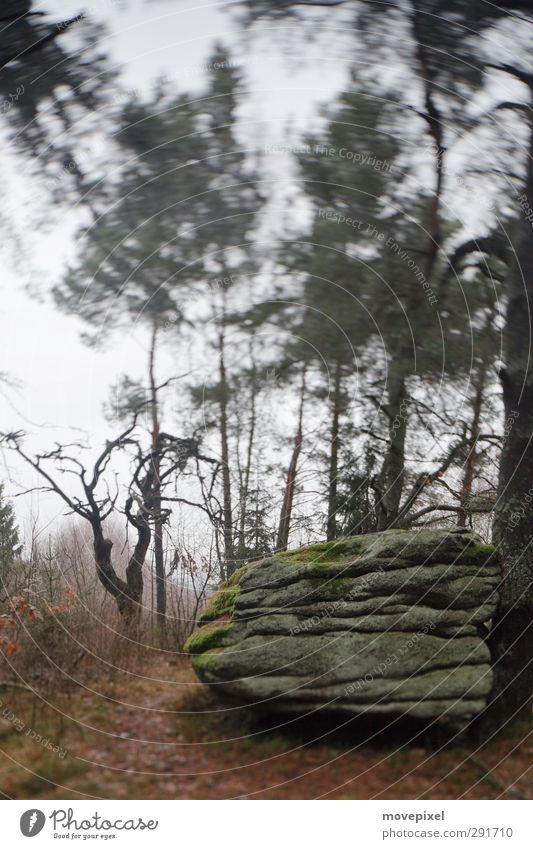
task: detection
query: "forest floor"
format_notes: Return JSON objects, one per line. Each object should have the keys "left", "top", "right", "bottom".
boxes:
{"left": 0, "top": 651, "right": 531, "bottom": 800}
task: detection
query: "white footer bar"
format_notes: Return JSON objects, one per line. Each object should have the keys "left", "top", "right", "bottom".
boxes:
{"left": 3, "top": 800, "right": 531, "bottom": 848}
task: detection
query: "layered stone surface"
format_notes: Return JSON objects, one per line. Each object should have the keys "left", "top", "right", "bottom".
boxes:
{"left": 185, "top": 529, "right": 500, "bottom": 722}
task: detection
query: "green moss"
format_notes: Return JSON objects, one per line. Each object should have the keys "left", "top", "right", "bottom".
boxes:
{"left": 280, "top": 537, "right": 361, "bottom": 564}
{"left": 307, "top": 560, "right": 352, "bottom": 573}
{"left": 191, "top": 647, "right": 223, "bottom": 673}
{"left": 471, "top": 543, "right": 496, "bottom": 555}
{"left": 199, "top": 584, "right": 239, "bottom": 624}
{"left": 184, "top": 623, "right": 234, "bottom": 655}
{"left": 198, "top": 563, "right": 256, "bottom": 625}
{"left": 462, "top": 542, "right": 498, "bottom": 565}
{"left": 226, "top": 562, "right": 253, "bottom": 585}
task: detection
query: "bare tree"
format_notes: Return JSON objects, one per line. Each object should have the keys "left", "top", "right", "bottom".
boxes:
{"left": 1, "top": 423, "right": 197, "bottom": 630}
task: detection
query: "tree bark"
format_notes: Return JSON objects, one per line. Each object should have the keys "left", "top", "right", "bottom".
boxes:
{"left": 92, "top": 525, "right": 127, "bottom": 603}
{"left": 484, "top": 100, "right": 533, "bottom": 732}
{"left": 372, "top": 10, "right": 445, "bottom": 532}
{"left": 411, "top": 4, "right": 446, "bottom": 283}
{"left": 327, "top": 361, "right": 342, "bottom": 541}
{"left": 218, "top": 321, "right": 235, "bottom": 575}
{"left": 375, "top": 371, "right": 408, "bottom": 530}
{"left": 123, "top": 517, "right": 150, "bottom": 629}
{"left": 277, "top": 367, "right": 306, "bottom": 551}
{"left": 148, "top": 321, "right": 166, "bottom": 639}
{"left": 92, "top": 521, "right": 146, "bottom": 629}
{"left": 237, "top": 352, "right": 257, "bottom": 563}
{"left": 480, "top": 89, "right": 533, "bottom": 732}
{"left": 457, "top": 375, "right": 485, "bottom": 527}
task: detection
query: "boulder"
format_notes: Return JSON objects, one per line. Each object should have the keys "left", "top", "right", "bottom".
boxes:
{"left": 185, "top": 528, "right": 500, "bottom": 724}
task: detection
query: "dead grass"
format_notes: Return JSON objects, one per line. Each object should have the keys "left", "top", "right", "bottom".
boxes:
{"left": 0, "top": 652, "right": 530, "bottom": 800}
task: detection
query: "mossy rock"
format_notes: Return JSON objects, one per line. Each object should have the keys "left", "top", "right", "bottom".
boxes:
{"left": 199, "top": 585, "right": 239, "bottom": 624}
{"left": 198, "top": 563, "right": 255, "bottom": 625}
{"left": 185, "top": 528, "right": 499, "bottom": 724}
{"left": 184, "top": 621, "right": 235, "bottom": 655}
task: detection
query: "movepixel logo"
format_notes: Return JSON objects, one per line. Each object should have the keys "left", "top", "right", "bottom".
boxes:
{"left": 20, "top": 809, "right": 46, "bottom": 837}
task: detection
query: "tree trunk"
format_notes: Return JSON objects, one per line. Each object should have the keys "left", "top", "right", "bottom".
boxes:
{"left": 327, "top": 361, "right": 342, "bottom": 541}
{"left": 411, "top": 5, "right": 445, "bottom": 283}
{"left": 122, "top": 515, "right": 150, "bottom": 631}
{"left": 375, "top": 371, "right": 408, "bottom": 530}
{"left": 148, "top": 321, "right": 166, "bottom": 640}
{"left": 457, "top": 376, "right": 484, "bottom": 528}
{"left": 92, "top": 523, "right": 145, "bottom": 630}
{"left": 237, "top": 354, "right": 257, "bottom": 563}
{"left": 483, "top": 105, "right": 533, "bottom": 732}
{"left": 92, "top": 527, "right": 125, "bottom": 602}
{"left": 369, "top": 10, "right": 446, "bottom": 535}
{"left": 218, "top": 323, "right": 234, "bottom": 575}
{"left": 277, "top": 367, "right": 306, "bottom": 551}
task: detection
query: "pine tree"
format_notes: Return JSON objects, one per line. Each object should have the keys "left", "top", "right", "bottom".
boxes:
{"left": 0, "top": 484, "right": 21, "bottom": 575}
{"left": 56, "top": 46, "right": 260, "bottom": 584}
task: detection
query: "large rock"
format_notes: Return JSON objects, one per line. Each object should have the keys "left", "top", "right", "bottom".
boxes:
{"left": 185, "top": 529, "right": 500, "bottom": 723}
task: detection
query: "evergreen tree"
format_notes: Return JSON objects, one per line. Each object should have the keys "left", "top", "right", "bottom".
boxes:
{"left": 0, "top": 484, "right": 21, "bottom": 576}
{"left": 55, "top": 46, "right": 260, "bottom": 584}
